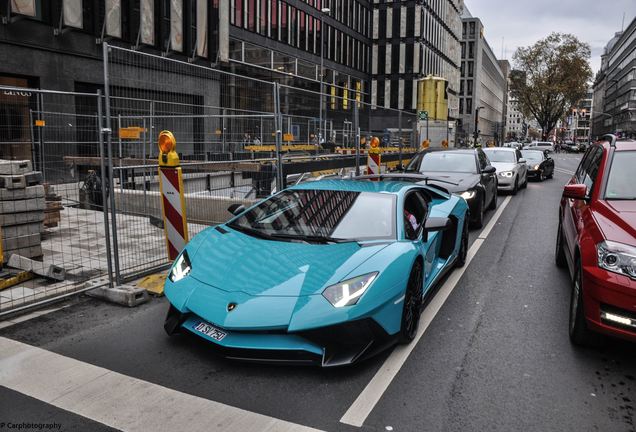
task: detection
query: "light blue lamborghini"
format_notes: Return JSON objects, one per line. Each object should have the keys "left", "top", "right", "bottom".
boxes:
{"left": 164, "top": 175, "right": 469, "bottom": 366}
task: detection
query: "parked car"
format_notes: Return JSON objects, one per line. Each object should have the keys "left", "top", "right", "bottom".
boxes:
{"left": 524, "top": 141, "right": 555, "bottom": 153}
{"left": 555, "top": 135, "right": 636, "bottom": 345}
{"left": 164, "top": 178, "right": 470, "bottom": 366}
{"left": 504, "top": 141, "right": 523, "bottom": 150}
{"left": 521, "top": 149, "right": 555, "bottom": 181}
{"left": 404, "top": 148, "right": 498, "bottom": 228}
{"left": 482, "top": 147, "right": 528, "bottom": 194}
{"left": 563, "top": 141, "right": 581, "bottom": 153}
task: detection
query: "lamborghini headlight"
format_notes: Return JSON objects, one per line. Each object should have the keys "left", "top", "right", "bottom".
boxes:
{"left": 169, "top": 250, "right": 192, "bottom": 282}
{"left": 499, "top": 171, "right": 513, "bottom": 178}
{"left": 597, "top": 240, "right": 636, "bottom": 280}
{"left": 460, "top": 190, "right": 476, "bottom": 200}
{"left": 322, "top": 272, "right": 378, "bottom": 307}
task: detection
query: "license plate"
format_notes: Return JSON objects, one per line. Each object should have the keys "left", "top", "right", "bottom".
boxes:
{"left": 193, "top": 321, "right": 227, "bottom": 341}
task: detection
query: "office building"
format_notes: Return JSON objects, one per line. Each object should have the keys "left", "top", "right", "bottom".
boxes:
{"left": 592, "top": 17, "right": 636, "bottom": 138}
{"left": 456, "top": 8, "right": 507, "bottom": 146}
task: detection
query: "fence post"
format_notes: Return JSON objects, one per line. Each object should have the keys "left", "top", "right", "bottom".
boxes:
{"left": 398, "top": 110, "right": 403, "bottom": 169}
{"left": 97, "top": 90, "right": 114, "bottom": 288}
{"left": 102, "top": 42, "right": 122, "bottom": 285}
{"left": 273, "top": 83, "right": 284, "bottom": 191}
{"left": 354, "top": 100, "right": 360, "bottom": 176}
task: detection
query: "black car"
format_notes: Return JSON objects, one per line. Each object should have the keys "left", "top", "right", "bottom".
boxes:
{"left": 405, "top": 148, "right": 497, "bottom": 228}
{"left": 521, "top": 149, "right": 554, "bottom": 181}
{"left": 562, "top": 141, "right": 581, "bottom": 153}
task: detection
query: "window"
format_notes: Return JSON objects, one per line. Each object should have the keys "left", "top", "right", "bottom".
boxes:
{"left": 581, "top": 147, "right": 603, "bottom": 193}
{"left": 105, "top": 0, "right": 122, "bottom": 38}
{"left": 170, "top": 0, "right": 183, "bottom": 52}
{"left": 605, "top": 151, "right": 636, "bottom": 199}
{"left": 140, "top": 0, "right": 155, "bottom": 45}
{"left": 63, "top": 0, "right": 83, "bottom": 29}
{"left": 195, "top": 0, "right": 208, "bottom": 57}
{"left": 11, "top": 0, "right": 44, "bottom": 21}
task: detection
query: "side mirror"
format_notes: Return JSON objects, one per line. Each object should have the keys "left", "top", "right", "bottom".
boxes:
{"left": 483, "top": 166, "right": 496, "bottom": 174}
{"left": 424, "top": 217, "right": 452, "bottom": 232}
{"left": 518, "top": 158, "right": 526, "bottom": 164}
{"left": 227, "top": 203, "right": 246, "bottom": 216}
{"left": 563, "top": 184, "right": 587, "bottom": 200}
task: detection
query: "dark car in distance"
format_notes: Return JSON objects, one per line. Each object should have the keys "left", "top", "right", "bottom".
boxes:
{"left": 521, "top": 149, "right": 555, "bottom": 181}
{"left": 405, "top": 148, "right": 497, "bottom": 228}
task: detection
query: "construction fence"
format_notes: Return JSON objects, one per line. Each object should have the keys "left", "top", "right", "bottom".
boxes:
{"left": 0, "top": 42, "right": 424, "bottom": 314}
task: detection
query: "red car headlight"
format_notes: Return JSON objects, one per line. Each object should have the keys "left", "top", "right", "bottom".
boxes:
{"left": 597, "top": 240, "right": 636, "bottom": 280}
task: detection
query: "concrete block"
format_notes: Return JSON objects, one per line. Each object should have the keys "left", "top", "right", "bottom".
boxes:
{"left": 3, "top": 245, "right": 43, "bottom": 262}
{"left": 0, "top": 160, "right": 32, "bottom": 175}
{"left": 2, "top": 233, "right": 41, "bottom": 251}
{"left": 7, "top": 254, "right": 65, "bottom": 281}
{"left": 0, "top": 185, "right": 45, "bottom": 201}
{"left": 0, "top": 172, "right": 43, "bottom": 189}
{"left": 0, "top": 198, "right": 45, "bottom": 214}
{"left": 86, "top": 284, "right": 150, "bottom": 307}
{"left": 0, "top": 211, "right": 45, "bottom": 227}
{"left": 2, "top": 223, "right": 42, "bottom": 238}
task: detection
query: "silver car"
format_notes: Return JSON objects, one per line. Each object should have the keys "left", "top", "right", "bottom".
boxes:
{"left": 483, "top": 147, "right": 528, "bottom": 195}
{"left": 523, "top": 141, "right": 555, "bottom": 153}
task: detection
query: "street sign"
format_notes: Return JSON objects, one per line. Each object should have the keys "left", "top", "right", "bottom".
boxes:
{"left": 418, "top": 111, "right": 429, "bottom": 121}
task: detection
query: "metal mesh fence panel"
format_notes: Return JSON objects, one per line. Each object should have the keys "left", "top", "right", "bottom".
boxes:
{"left": 0, "top": 87, "right": 111, "bottom": 313}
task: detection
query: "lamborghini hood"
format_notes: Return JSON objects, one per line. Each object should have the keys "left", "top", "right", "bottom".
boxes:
{"left": 187, "top": 227, "right": 390, "bottom": 297}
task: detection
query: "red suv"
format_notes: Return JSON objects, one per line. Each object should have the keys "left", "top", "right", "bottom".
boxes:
{"left": 556, "top": 135, "right": 636, "bottom": 345}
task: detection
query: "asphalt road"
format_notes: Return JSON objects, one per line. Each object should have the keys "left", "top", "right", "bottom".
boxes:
{"left": 1, "top": 153, "right": 635, "bottom": 432}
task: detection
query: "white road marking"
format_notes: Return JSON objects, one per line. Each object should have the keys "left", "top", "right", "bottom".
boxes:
{"left": 0, "top": 337, "right": 320, "bottom": 432}
{"left": 340, "top": 196, "right": 513, "bottom": 428}
{"left": 554, "top": 168, "right": 574, "bottom": 176}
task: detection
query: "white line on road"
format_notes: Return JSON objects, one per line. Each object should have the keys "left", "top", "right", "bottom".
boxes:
{"left": 340, "top": 196, "right": 513, "bottom": 428}
{"left": 554, "top": 168, "right": 575, "bottom": 176}
{"left": 0, "top": 337, "right": 320, "bottom": 432}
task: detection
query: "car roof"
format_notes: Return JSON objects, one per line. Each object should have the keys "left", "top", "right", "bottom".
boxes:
{"left": 483, "top": 147, "right": 515, "bottom": 151}
{"left": 289, "top": 178, "right": 415, "bottom": 194}
{"left": 420, "top": 148, "right": 476, "bottom": 155}
{"left": 615, "top": 139, "right": 636, "bottom": 151}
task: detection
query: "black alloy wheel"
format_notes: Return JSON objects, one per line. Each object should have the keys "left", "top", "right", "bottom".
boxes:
{"left": 569, "top": 258, "right": 601, "bottom": 346}
{"left": 399, "top": 261, "right": 424, "bottom": 344}
{"left": 455, "top": 220, "right": 469, "bottom": 268}
{"left": 555, "top": 218, "right": 567, "bottom": 268}
{"left": 471, "top": 194, "right": 485, "bottom": 229}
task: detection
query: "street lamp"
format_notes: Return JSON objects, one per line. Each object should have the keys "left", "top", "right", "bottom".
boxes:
{"left": 318, "top": 7, "right": 330, "bottom": 146}
{"left": 473, "top": 106, "right": 484, "bottom": 146}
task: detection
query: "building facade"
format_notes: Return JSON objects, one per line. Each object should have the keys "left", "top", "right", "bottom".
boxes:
{"left": 567, "top": 88, "right": 593, "bottom": 143}
{"left": 506, "top": 96, "right": 527, "bottom": 141}
{"left": 456, "top": 12, "right": 507, "bottom": 146}
{"left": 370, "top": 0, "right": 463, "bottom": 116}
{"left": 592, "top": 17, "right": 636, "bottom": 139}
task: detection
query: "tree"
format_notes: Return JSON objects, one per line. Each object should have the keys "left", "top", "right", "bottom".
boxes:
{"left": 510, "top": 33, "right": 592, "bottom": 140}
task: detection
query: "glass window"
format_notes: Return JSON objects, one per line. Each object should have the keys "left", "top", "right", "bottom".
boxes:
{"left": 228, "top": 190, "right": 397, "bottom": 241}
{"left": 477, "top": 149, "right": 489, "bottom": 170}
{"left": 408, "top": 152, "right": 478, "bottom": 174}
{"left": 105, "top": 0, "right": 122, "bottom": 38}
{"left": 140, "top": 0, "right": 155, "bottom": 45}
{"left": 581, "top": 147, "right": 603, "bottom": 192}
{"left": 483, "top": 149, "right": 516, "bottom": 163}
{"left": 196, "top": 0, "right": 208, "bottom": 57}
{"left": 63, "top": 0, "right": 83, "bottom": 28}
{"left": 170, "top": 0, "right": 183, "bottom": 52}
{"left": 11, "top": 0, "right": 38, "bottom": 18}
{"left": 605, "top": 151, "right": 636, "bottom": 200}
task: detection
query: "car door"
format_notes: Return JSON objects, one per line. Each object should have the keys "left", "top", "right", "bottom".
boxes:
{"left": 403, "top": 190, "right": 436, "bottom": 290}
{"left": 562, "top": 147, "right": 603, "bottom": 263}
{"left": 516, "top": 149, "right": 528, "bottom": 182}
{"left": 477, "top": 149, "right": 494, "bottom": 204}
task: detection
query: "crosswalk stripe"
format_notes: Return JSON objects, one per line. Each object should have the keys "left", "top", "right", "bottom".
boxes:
{"left": 0, "top": 337, "right": 320, "bottom": 432}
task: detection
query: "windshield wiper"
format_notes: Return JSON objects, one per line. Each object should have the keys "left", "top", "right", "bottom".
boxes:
{"left": 268, "top": 233, "right": 354, "bottom": 244}
{"left": 228, "top": 224, "right": 276, "bottom": 240}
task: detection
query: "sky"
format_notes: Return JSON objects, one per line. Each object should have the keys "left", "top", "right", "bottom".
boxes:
{"left": 465, "top": 0, "right": 636, "bottom": 75}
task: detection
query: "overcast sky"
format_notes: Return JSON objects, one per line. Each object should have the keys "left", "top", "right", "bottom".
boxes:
{"left": 465, "top": 0, "right": 636, "bottom": 75}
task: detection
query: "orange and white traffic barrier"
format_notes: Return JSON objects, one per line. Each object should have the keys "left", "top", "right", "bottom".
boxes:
{"left": 366, "top": 136, "right": 381, "bottom": 180}
{"left": 157, "top": 131, "right": 189, "bottom": 261}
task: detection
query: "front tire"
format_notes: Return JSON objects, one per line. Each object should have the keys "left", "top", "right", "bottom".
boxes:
{"left": 455, "top": 220, "right": 469, "bottom": 268}
{"left": 488, "top": 187, "right": 497, "bottom": 210}
{"left": 470, "top": 195, "right": 485, "bottom": 229}
{"left": 569, "top": 259, "right": 601, "bottom": 346}
{"left": 399, "top": 261, "right": 424, "bottom": 344}
{"left": 555, "top": 219, "right": 567, "bottom": 268}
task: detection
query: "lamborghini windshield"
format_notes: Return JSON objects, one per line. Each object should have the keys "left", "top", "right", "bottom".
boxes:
{"left": 228, "top": 189, "right": 397, "bottom": 241}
